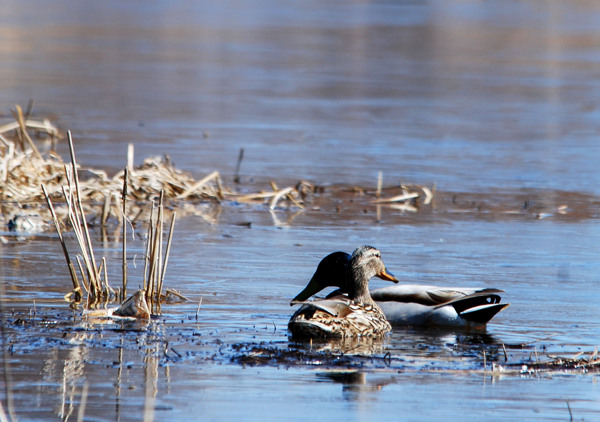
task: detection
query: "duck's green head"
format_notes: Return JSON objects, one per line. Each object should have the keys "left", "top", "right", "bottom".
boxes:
{"left": 290, "top": 251, "right": 350, "bottom": 305}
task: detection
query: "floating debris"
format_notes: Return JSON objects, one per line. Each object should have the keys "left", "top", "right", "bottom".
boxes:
{"left": 113, "top": 289, "right": 150, "bottom": 319}
{"left": 231, "top": 180, "right": 314, "bottom": 210}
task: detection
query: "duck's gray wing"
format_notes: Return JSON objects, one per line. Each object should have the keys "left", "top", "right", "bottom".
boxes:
{"left": 371, "top": 285, "right": 502, "bottom": 306}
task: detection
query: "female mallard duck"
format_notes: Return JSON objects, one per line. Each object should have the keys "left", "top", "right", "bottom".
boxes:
{"left": 288, "top": 246, "right": 398, "bottom": 339}
{"left": 291, "top": 251, "right": 509, "bottom": 329}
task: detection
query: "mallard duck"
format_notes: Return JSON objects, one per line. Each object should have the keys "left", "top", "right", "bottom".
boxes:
{"left": 291, "top": 251, "right": 509, "bottom": 328}
{"left": 288, "top": 246, "right": 399, "bottom": 339}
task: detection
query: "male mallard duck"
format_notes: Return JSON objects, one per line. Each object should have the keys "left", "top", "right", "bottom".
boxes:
{"left": 288, "top": 246, "right": 398, "bottom": 339}
{"left": 291, "top": 251, "right": 509, "bottom": 329}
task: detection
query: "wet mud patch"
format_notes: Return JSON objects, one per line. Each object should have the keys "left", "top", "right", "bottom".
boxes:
{"left": 227, "top": 333, "right": 502, "bottom": 373}
{"left": 293, "top": 184, "right": 600, "bottom": 226}
{"left": 230, "top": 341, "right": 394, "bottom": 369}
{"left": 226, "top": 330, "right": 600, "bottom": 377}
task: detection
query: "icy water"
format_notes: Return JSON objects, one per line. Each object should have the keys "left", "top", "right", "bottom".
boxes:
{"left": 2, "top": 1, "right": 600, "bottom": 421}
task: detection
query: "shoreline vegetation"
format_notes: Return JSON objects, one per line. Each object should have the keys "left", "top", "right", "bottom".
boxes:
{"left": 0, "top": 105, "right": 598, "bottom": 377}
{"left": 2, "top": 106, "right": 598, "bottom": 238}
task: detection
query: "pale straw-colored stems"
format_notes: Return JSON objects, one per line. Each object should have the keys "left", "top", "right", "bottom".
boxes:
{"left": 122, "top": 167, "right": 129, "bottom": 300}
{"left": 41, "top": 183, "right": 82, "bottom": 301}
{"left": 157, "top": 211, "right": 176, "bottom": 314}
{"left": 143, "top": 191, "right": 176, "bottom": 315}
{"left": 233, "top": 182, "right": 307, "bottom": 210}
{"left": 11, "top": 105, "right": 42, "bottom": 159}
{"left": 176, "top": 170, "right": 222, "bottom": 200}
{"left": 63, "top": 175, "right": 102, "bottom": 300}
{"left": 66, "top": 131, "right": 101, "bottom": 287}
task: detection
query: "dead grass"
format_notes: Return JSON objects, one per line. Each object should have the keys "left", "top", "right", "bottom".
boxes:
{"left": 1, "top": 105, "right": 436, "bottom": 233}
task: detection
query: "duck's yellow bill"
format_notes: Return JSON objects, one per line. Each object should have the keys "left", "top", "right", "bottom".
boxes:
{"left": 377, "top": 268, "right": 399, "bottom": 283}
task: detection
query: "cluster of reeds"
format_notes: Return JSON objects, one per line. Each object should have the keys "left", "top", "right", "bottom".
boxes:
{"left": 2, "top": 104, "right": 435, "bottom": 236}
{"left": 140, "top": 190, "right": 176, "bottom": 315}
{"left": 0, "top": 105, "right": 61, "bottom": 202}
{"left": 42, "top": 131, "right": 176, "bottom": 317}
{"left": 1, "top": 105, "right": 316, "bottom": 234}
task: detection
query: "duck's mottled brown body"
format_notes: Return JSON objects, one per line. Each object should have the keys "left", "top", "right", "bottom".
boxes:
{"left": 288, "top": 298, "right": 391, "bottom": 338}
{"left": 288, "top": 246, "right": 398, "bottom": 339}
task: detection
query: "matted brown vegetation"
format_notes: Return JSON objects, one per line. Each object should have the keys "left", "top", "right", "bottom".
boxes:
{"left": 1, "top": 106, "right": 437, "bottom": 233}
{"left": 0, "top": 109, "right": 322, "bottom": 226}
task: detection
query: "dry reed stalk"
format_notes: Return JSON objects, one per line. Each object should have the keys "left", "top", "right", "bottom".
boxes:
{"left": 136, "top": 191, "right": 176, "bottom": 315}
{"left": 157, "top": 212, "right": 176, "bottom": 312}
{"left": 422, "top": 186, "right": 434, "bottom": 205}
{"left": 0, "top": 118, "right": 58, "bottom": 138}
{"left": 11, "top": 105, "right": 42, "bottom": 159}
{"left": 154, "top": 191, "right": 164, "bottom": 314}
{"left": 63, "top": 182, "right": 100, "bottom": 299}
{"left": 101, "top": 193, "right": 111, "bottom": 226}
{"left": 127, "top": 143, "right": 134, "bottom": 173}
{"left": 233, "top": 183, "right": 306, "bottom": 210}
{"left": 142, "top": 205, "right": 154, "bottom": 304}
{"left": 372, "top": 192, "right": 420, "bottom": 204}
{"left": 566, "top": 400, "right": 573, "bottom": 421}
{"left": 101, "top": 257, "right": 116, "bottom": 298}
{"left": 145, "top": 207, "right": 159, "bottom": 312}
{"left": 234, "top": 147, "right": 244, "bottom": 183}
{"left": 0, "top": 132, "right": 11, "bottom": 149}
{"left": 196, "top": 297, "right": 203, "bottom": 320}
{"left": 176, "top": 170, "right": 221, "bottom": 199}
{"left": 234, "top": 191, "right": 279, "bottom": 202}
{"left": 42, "top": 184, "right": 81, "bottom": 300}
{"left": 122, "top": 168, "right": 128, "bottom": 300}
{"left": 269, "top": 186, "right": 295, "bottom": 210}
{"left": 67, "top": 131, "right": 100, "bottom": 287}
{"left": 75, "top": 256, "right": 90, "bottom": 296}
{"left": 164, "top": 289, "right": 188, "bottom": 303}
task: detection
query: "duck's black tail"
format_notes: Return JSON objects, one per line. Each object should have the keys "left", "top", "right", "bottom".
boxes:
{"left": 434, "top": 290, "right": 509, "bottom": 324}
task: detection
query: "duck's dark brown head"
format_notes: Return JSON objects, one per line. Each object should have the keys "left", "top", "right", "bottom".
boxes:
{"left": 347, "top": 246, "right": 399, "bottom": 303}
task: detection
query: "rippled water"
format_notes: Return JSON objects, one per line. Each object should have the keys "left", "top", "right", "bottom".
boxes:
{"left": 2, "top": 1, "right": 600, "bottom": 421}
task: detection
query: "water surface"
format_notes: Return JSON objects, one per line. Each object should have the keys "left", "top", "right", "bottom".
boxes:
{"left": 1, "top": 1, "right": 600, "bottom": 421}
